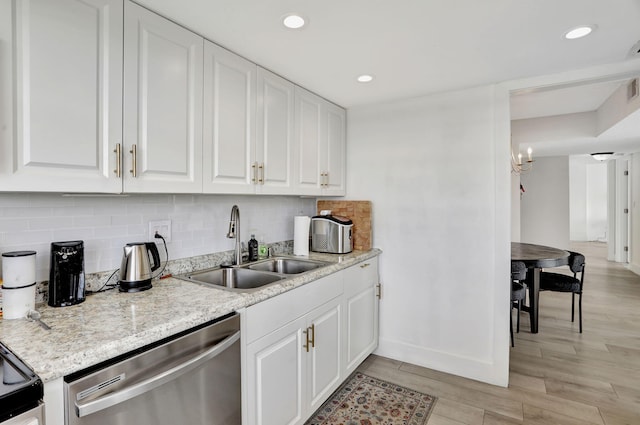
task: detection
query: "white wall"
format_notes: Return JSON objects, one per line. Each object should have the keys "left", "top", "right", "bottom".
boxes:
{"left": 511, "top": 174, "right": 521, "bottom": 241}
{"left": 520, "top": 156, "right": 570, "bottom": 249}
{"left": 569, "top": 157, "right": 588, "bottom": 241}
{"left": 0, "top": 193, "right": 315, "bottom": 282}
{"left": 570, "top": 157, "right": 608, "bottom": 242}
{"left": 346, "top": 85, "right": 511, "bottom": 386}
{"left": 631, "top": 153, "right": 640, "bottom": 274}
{"left": 586, "top": 162, "right": 608, "bottom": 241}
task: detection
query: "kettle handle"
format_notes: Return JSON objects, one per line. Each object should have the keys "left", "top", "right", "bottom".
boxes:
{"left": 145, "top": 242, "right": 162, "bottom": 272}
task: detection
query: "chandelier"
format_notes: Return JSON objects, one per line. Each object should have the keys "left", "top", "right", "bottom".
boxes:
{"left": 511, "top": 145, "right": 534, "bottom": 175}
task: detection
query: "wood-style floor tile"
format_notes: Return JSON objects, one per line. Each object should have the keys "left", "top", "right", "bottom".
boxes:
{"left": 507, "top": 372, "right": 546, "bottom": 393}
{"left": 522, "top": 404, "right": 601, "bottom": 425}
{"left": 431, "top": 397, "right": 484, "bottom": 425}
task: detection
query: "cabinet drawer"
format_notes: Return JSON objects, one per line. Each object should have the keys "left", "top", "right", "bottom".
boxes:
{"left": 343, "top": 258, "right": 378, "bottom": 297}
{"left": 244, "top": 272, "right": 343, "bottom": 344}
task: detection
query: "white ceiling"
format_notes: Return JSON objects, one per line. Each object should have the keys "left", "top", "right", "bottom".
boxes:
{"left": 510, "top": 77, "right": 640, "bottom": 157}
{"left": 135, "top": 0, "right": 640, "bottom": 157}
{"left": 510, "top": 81, "right": 625, "bottom": 121}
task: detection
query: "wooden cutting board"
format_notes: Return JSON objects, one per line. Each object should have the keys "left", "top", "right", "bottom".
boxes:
{"left": 317, "top": 200, "right": 372, "bottom": 250}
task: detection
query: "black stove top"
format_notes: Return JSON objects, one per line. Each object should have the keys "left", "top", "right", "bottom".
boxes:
{"left": 0, "top": 342, "right": 43, "bottom": 422}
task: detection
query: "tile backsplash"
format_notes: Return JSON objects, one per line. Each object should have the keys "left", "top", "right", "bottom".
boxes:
{"left": 0, "top": 193, "right": 315, "bottom": 283}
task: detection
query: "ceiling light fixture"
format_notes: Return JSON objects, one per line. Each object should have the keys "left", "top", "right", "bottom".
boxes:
{"left": 590, "top": 152, "right": 614, "bottom": 161}
{"left": 283, "top": 14, "right": 306, "bottom": 29}
{"left": 564, "top": 25, "right": 595, "bottom": 40}
{"left": 357, "top": 74, "right": 374, "bottom": 83}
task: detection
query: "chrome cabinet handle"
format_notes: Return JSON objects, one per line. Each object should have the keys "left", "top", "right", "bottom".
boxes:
{"left": 376, "top": 283, "right": 382, "bottom": 299}
{"left": 258, "top": 163, "right": 264, "bottom": 184}
{"left": 75, "top": 331, "right": 240, "bottom": 417}
{"left": 129, "top": 144, "right": 137, "bottom": 177}
{"left": 114, "top": 143, "right": 121, "bottom": 177}
{"left": 252, "top": 162, "right": 257, "bottom": 184}
{"left": 360, "top": 263, "right": 370, "bottom": 269}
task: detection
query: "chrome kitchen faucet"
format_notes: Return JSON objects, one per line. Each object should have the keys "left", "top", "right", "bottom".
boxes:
{"left": 227, "top": 205, "right": 242, "bottom": 265}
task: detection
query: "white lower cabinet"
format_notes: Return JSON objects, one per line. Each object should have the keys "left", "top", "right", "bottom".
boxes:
{"left": 244, "top": 296, "right": 341, "bottom": 425}
{"left": 243, "top": 272, "right": 343, "bottom": 425}
{"left": 343, "top": 257, "right": 380, "bottom": 376}
{"left": 242, "top": 258, "right": 380, "bottom": 425}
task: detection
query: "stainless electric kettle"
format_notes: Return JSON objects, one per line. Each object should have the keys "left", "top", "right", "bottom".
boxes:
{"left": 118, "top": 242, "right": 161, "bottom": 292}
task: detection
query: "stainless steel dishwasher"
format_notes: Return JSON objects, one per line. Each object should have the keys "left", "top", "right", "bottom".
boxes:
{"left": 64, "top": 313, "right": 240, "bottom": 425}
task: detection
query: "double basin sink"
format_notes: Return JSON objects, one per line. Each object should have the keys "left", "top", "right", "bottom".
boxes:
{"left": 176, "top": 257, "right": 330, "bottom": 292}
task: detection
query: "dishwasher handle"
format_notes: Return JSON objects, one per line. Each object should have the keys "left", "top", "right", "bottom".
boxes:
{"left": 75, "top": 330, "right": 240, "bottom": 418}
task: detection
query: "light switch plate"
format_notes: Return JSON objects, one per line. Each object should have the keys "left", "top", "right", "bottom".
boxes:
{"left": 149, "top": 220, "right": 172, "bottom": 242}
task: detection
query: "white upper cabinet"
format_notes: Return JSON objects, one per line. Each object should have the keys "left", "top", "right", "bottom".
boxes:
{"left": 294, "top": 87, "right": 323, "bottom": 195}
{"left": 323, "top": 103, "right": 346, "bottom": 196}
{"left": 0, "top": 0, "right": 345, "bottom": 195}
{"left": 202, "top": 41, "right": 256, "bottom": 194}
{"left": 123, "top": 1, "right": 203, "bottom": 193}
{"left": 0, "top": 0, "right": 123, "bottom": 192}
{"left": 294, "top": 87, "right": 346, "bottom": 196}
{"left": 255, "top": 67, "right": 295, "bottom": 195}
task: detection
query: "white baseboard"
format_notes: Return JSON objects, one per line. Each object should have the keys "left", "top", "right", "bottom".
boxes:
{"left": 627, "top": 262, "right": 640, "bottom": 276}
{"left": 374, "top": 337, "right": 508, "bottom": 387}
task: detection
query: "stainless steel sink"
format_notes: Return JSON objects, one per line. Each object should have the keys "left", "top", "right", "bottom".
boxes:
{"left": 246, "top": 257, "right": 329, "bottom": 274}
{"left": 179, "top": 267, "right": 286, "bottom": 291}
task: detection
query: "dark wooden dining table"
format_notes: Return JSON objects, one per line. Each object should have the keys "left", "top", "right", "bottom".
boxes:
{"left": 511, "top": 242, "right": 570, "bottom": 333}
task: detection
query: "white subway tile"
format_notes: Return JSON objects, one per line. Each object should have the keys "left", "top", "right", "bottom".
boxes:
{"left": 30, "top": 217, "right": 73, "bottom": 230}
{"left": 0, "top": 218, "right": 30, "bottom": 232}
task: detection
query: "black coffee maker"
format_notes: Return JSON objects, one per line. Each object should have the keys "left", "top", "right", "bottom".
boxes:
{"left": 48, "top": 241, "right": 86, "bottom": 307}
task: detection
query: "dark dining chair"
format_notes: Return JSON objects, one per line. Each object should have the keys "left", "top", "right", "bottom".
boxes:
{"left": 539, "top": 251, "right": 585, "bottom": 333}
{"left": 511, "top": 261, "right": 527, "bottom": 347}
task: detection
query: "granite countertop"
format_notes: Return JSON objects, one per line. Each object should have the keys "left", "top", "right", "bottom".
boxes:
{"left": 0, "top": 249, "right": 381, "bottom": 383}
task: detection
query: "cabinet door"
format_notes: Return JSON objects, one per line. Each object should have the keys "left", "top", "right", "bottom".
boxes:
{"left": 123, "top": 1, "right": 203, "bottom": 193}
{"left": 343, "top": 258, "right": 380, "bottom": 376}
{"left": 307, "top": 298, "right": 342, "bottom": 414}
{"left": 322, "top": 103, "right": 346, "bottom": 196}
{"left": 1, "top": 0, "right": 123, "bottom": 192}
{"left": 203, "top": 41, "right": 256, "bottom": 194}
{"left": 256, "top": 67, "right": 294, "bottom": 195}
{"left": 245, "top": 319, "right": 305, "bottom": 425}
{"left": 293, "top": 87, "right": 323, "bottom": 195}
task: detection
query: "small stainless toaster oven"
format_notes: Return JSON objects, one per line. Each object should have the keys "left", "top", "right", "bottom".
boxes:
{"left": 311, "top": 215, "right": 353, "bottom": 254}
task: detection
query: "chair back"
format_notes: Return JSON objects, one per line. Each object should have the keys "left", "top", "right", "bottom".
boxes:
{"left": 568, "top": 252, "right": 585, "bottom": 274}
{"left": 511, "top": 261, "right": 527, "bottom": 281}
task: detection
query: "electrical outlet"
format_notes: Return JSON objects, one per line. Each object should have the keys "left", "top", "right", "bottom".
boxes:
{"left": 149, "top": 220, "right": 172, "bottom": 242}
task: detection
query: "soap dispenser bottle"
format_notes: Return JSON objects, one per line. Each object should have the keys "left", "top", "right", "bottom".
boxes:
{"left": 258, "top": 235, "right": 268, "bottom": 259}
{"left": 248, "top": 234, "right": 259, "bottom": 261}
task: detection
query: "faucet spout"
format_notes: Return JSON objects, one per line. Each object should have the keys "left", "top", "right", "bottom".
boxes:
{"left": 227, "top": 205, "right": 242, "bottom": 265}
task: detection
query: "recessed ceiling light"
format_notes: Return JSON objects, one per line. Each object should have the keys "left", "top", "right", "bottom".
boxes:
{"left": 283, "top": 14, "right": 306, "bottom": 29}
{"left": 357, "top": 74, "right": 374, "bottom": 83}
{"left": 564, "top": 25, "right": 595, "bottom": 40}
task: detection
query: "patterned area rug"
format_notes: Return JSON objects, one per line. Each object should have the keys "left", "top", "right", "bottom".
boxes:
{"left": 305, "top": 372, "right": 437, "bottom": 425}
